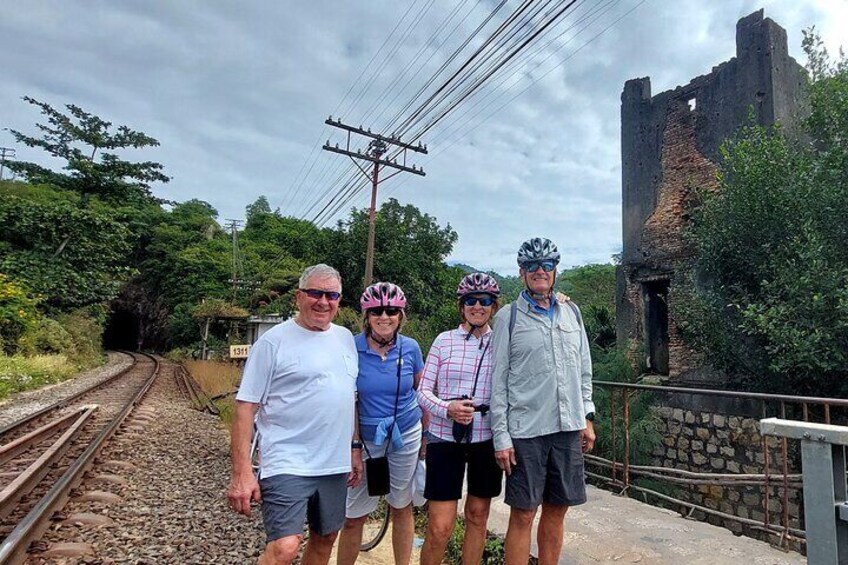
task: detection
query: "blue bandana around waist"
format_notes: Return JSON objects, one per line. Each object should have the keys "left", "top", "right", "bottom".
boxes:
{"left": 359, "top": 398, "right": 422, "bottom": 449}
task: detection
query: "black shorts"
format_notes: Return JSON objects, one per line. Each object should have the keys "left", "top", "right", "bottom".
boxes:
{"left": 424, "top": 439, "right": 503, "bottom": 501}
{"left": 505, "top": 430, "right": 586, "bottom": 510}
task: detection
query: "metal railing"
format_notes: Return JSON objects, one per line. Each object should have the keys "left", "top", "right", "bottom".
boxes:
{"left": 588, "top": 380, "right": 848, "bottom": 549}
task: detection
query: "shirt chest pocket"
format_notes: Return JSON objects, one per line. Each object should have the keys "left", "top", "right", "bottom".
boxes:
{"left": 555, "top": 319, "right": 581, "bottom": 362}
{"left": 343, "top": 353, "right": 358, "bottom": 379}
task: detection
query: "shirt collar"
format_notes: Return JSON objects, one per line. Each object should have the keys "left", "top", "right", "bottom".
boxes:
{"left": 521, "top": 290, "right": 555, "bottom": 315}
{"left": 456, "top": 324, "right": 493, "bottom": 338}
{"left": 355, "top": 332, "right": 401, "bottom": 353}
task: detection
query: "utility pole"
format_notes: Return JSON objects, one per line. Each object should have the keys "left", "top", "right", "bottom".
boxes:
{"left": 0, "top": 147, "right": 15, "bottom": 181}
{"left": 322, "top": 117, "right": 427, "bottom": 286}
{"left": 225, "top": 219, "right": 246, "bottom": 303}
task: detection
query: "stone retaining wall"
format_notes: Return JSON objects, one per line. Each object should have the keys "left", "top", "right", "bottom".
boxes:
{"left": 651, "top": 405, "right": 803, "bottom": 544}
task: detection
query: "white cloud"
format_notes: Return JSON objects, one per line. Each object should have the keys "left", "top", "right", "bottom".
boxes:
{"left": 1, "top": 0, "right": 844, "bottom": 276}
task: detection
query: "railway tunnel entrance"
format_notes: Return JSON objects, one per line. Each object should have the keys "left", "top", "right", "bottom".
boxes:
{"left": 103, "top": 308, "right": 141, "bottom": 351}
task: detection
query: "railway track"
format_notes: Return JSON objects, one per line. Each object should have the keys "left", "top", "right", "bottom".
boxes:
{"left": 0, "top": 352, "right": 160, "bottom": 565}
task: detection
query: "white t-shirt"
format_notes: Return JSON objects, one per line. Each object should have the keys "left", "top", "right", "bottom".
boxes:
{"left": 236, "top": 319, "right": 358, "bottom": 478}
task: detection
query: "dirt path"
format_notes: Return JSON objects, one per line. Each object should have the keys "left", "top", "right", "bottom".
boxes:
{"left": 328, "top": 524, "right": 423, "bottom": 564}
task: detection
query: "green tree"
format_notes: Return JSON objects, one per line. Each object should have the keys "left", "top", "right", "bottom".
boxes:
{"left": 7, "top": 96, "right": 169, "bottom": 205}
{"left": 0, "top": 189, "right": 133, "bottom": 311}
{"left": 684, "top": 31, "right": 848, "bottom": 396}
{"left": 322, "top": 198, "right": 458, "bottom": 318}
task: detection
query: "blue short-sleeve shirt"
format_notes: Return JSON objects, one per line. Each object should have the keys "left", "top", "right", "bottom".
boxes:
{"left": 355, "top": 333, "right": 424, "bottom": 435}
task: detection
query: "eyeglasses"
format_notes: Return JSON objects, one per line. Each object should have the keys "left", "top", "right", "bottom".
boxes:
{"left": 521, "top": 260, "right": 557, "bottom": 273}
{"left": 368, "top": 306, "right": 402, "bottom": 317}
{"left": 300, "top": 289, "right": 342, "bottom": 301}
{"left": 461, "top": 295, "right": 495, "bottom": 307}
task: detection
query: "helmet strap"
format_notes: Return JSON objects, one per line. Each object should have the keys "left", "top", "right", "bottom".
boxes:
{"left": 366, "top": 325, "right": 397, "bottom": 348}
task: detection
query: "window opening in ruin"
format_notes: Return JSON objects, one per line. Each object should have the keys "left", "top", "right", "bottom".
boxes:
{"left": 642, "top": 280, "right": 670, "bottom": 375}
{"left": 687, "top": 97, "right": 697, "bottom": 111}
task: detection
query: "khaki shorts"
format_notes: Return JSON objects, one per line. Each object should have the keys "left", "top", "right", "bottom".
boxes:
{"left": 505, "top": 430, "right": 587, "bottom": 509}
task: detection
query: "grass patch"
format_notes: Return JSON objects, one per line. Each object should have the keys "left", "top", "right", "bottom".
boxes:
{"left": 0, "top": 354, "right": 81, "bottom": 400}
{"left": 442, "top": 517, "right": 536, "bottom": 565}
{"left": 183, "top": 360, "right": 241, "bottom": 427}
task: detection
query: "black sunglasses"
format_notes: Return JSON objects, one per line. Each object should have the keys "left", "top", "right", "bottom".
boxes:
{"left": 522, "top": 260, "right": 557, "bottom": 273}
{"left": 368, "top": 306, "right": 402, "bottom": 317}
{"left": 461, "top": 295, "right": 496, "bottom": 307}
{"left": 301, "top": 288, "right": 342, "bottom": 301}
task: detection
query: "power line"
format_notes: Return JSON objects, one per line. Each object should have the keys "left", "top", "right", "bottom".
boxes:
{"left": 280, "top": 0, "right": 426, "bottom": 215}
{"left": 383, "top": 0, "right": 647, "bottom": 202}
{"left": 321, "top": 119, "right": 426, "bottom": 284}
{"left": 0, "top": 147, "right": 16, "bottom": 181}
{"left": 293, "top": 0, "right": 645, "bottom": 230}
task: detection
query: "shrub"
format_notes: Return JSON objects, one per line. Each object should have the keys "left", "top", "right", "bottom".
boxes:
{"left": 334, "top": 306, "right": 361, "bottom": 334}
{"left": 0, "top": 274, "right": 39, "bottom": 354}
{"left": 57, "top": 310, "right": 104, "bottom": 368}
{"left": 18, "top": 318, "right": 73, "bottom": 355}
{"left": 0, "top": 354, "right": 77, "bottom": 399}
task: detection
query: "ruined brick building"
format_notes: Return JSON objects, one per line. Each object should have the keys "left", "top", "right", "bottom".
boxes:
{"left": 615, "top": 10, "right": 808, "bottom": 380}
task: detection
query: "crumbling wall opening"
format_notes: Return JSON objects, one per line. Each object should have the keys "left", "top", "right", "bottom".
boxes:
{"left": 687, "top": 97, "right": 697, "bottom": 111}
{"left": 642, "top": 280, "right": 670, "bottom": 375}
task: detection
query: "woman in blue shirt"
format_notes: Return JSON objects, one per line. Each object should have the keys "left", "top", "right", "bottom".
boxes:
{"left": 337, "top": 282, "right": 424, "bottom": 565}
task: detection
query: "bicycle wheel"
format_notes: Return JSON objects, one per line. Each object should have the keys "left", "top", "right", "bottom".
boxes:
{"left": 360, "top": 497, "right": 390, "bottom": 551}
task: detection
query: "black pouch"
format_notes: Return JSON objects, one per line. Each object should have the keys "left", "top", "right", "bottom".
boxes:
{"left": 365, "top": 456, "right": 391, "bottom": 496}
{"left": 452, "top": 420, "right": 472, "bottom": 443}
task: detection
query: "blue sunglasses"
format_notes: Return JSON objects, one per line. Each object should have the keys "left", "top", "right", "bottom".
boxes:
{"left": 522, "top": 260, "right": 557, "bottom": 273}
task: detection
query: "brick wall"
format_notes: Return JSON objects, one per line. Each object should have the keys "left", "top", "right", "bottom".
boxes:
{"left": 616, "top": 11, "right": 808, "bottom": 381}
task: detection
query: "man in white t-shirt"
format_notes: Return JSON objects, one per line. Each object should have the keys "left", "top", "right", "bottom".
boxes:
{"left": 228, "top": 264, "right": 361, "bottom": 565}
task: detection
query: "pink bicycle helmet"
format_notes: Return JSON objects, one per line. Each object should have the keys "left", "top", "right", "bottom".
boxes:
{"left": 360, "top": 282, "right": 407, "bottom": 310}
{"left": 456, "top": 273, "right": 500, "bottom": 298}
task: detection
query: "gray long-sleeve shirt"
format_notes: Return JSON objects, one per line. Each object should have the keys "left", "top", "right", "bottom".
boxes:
{"left": 489, "top": 294, "right": 595, "bottom": 452}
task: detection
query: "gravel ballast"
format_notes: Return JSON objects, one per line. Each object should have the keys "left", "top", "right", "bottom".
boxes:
{"left": 0, "top": 352, "right": 134, "bottom": 429}
{"left": 29, "top": 361, "right": 266, "bottom": 564}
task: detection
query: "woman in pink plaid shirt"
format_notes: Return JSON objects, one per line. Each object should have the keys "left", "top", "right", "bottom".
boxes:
{"left": 417, "top": 272, "right": 504, "bottom": 565}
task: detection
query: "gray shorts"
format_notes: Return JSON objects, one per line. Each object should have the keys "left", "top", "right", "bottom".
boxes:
{"left": 505, "top": 431, "right": 587, "bottom": 510}
{"left": 259, "top": 473, "right": 347, "bottom": 541}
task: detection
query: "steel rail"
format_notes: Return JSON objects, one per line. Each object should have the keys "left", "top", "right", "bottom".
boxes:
{"left": 0, "top": 409, "right": 87, "bottom": 467}
{"left": 593, "top": 380, "right": 848, "bottom": 408}
{"left": 585, "top": 455, "right": 803, "bottom": 487}
{"left": 0, "top": 351, "right": 138, "bottom": 440}
{"left": 178, "top": 366, "right": 220, "bottom": 416}
{"left": 584, "top": 454, "right": 803, "bottom": 483}
{"left": 0, "top": 406, "right": 97, "bottom": 521}
{"left": 0, "top": 353, "right": 160, "bottom": 565}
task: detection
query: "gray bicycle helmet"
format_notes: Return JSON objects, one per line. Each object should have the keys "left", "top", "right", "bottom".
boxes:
{"left": 516, "top": 237, "right": 561, "bottom": 266}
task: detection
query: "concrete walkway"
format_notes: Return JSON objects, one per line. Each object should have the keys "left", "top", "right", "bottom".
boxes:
{"left": 479, "top": 485, "right": 805, "bottom": 564}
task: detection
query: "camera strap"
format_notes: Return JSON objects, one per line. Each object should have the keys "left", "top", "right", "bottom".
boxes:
{"left": 469, "top": 336, "right": 491, "bottom": 399}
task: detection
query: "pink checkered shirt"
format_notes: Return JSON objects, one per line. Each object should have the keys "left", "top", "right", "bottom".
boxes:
{"left": 417, "top": 325, "right": 494, "bottom": 443}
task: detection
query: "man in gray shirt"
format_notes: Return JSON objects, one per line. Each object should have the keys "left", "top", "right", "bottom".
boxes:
{"left": 490, "top": 237, "right": 596, "bottom": 565}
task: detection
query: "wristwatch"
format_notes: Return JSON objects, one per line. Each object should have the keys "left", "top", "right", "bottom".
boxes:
{"left": 585, "top": 412, "right": 596, "bottom": 422}
{"left": 351, "top": 440, "right": 363, "bottom": 450}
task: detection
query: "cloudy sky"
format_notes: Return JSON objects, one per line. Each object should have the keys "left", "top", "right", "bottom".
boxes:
{"left": 1, "top": 1, "right": 845, "bottom": 274}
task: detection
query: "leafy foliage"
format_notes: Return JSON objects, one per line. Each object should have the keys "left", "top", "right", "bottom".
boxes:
{"left": 0, "top": 190, "right": 133, "bottom": 311}
{"left": 0, "top": 274, "right": 39, "bottom": 354}
{"left": 683, "top": 32, "right": 848, "bottom": 396}
{"left": 193, "top": 299, "right": 249, "bottom": 320}
{"left": 6, "top": 97, "right": 169, "bottom": 205}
